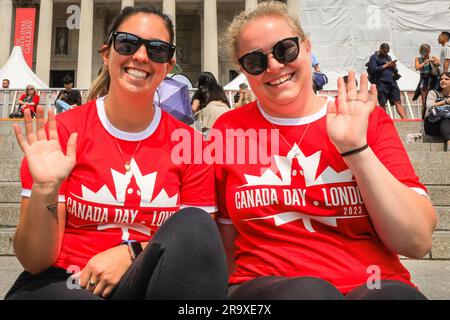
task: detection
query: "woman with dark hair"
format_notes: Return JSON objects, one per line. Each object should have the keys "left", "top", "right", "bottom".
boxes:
{"left": 6, "top": 5, "right": 227, "bottom": 300}
{"left": 194, "top": 81, "right": 230, "bottom": 133}
{"left": 424, "top": 72, "right": 450, "bottom": 151}
{"left": 191, "top": 71, "right": 218, "bottom": 112}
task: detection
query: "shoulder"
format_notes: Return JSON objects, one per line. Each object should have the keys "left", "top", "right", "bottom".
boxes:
{"left": 55, "top": 99, "right": 97, "bottom": 131}
{"left": 212, "top": 101, "right": 259, "bottom": 130}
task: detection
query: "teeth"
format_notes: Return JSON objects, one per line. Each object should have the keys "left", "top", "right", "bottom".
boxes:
{"left": 126, "top": 68, "right": 148, "bottom": 80}
{"left": 269, "top": 74, "right": 293, "bottom": 86}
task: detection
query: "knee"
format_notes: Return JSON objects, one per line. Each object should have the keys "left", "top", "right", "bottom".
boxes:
{"left": 274, "top": 277, "right": 344, "bottom": 300}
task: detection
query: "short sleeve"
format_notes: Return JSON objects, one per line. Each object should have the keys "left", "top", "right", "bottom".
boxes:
{"left": 444, "top": 45, "right": 450, "bottom": 60}
{"left": 368, "top": 108, "right": 428, "bottom": 197}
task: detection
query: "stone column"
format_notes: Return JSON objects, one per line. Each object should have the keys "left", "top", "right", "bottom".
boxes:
{"left": 0, "top": 0, "right": 13, "bottom": 67}
{"left": 35, "top": 0, "right": 53, "bottom": 86}
{"left": 203, "top": 0, "right": 219, "bottom": 79}
{"left": 245, "top": 0, "right": 258, "bottom": 13}
{"left": 163, "top": 0, "right": 176, "bottom": 32}
{"left": 77, "top": 0, "right": 94, "bottom": 88}
{"left": 121, "top": 0, "right": 134, "bottom": 9}
{"left": 287, "top": 0, "right": 300, "bottom": 16}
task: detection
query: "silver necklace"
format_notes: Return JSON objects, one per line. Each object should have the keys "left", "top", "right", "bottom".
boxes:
{"left": 270, "top": 121, "right": 311, "bottom": 158}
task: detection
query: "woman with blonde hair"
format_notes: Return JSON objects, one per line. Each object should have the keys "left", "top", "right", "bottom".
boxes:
{"left": 214, "top": 1, "right": 436, "bottom": 300}
{"left": 10, "top": 85, "right": 40, "bottom": 118}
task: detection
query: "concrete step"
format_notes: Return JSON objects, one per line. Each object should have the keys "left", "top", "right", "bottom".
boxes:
{"left": 416, "top": 169, "right": 450, "bottom": 185}
{"left": 436, "top": 207, "right": 450, "bottom": 231}
{"left": 0, "top": 204, "right": 20, "bottom": 227}
{"left": 0, "top": 162, "right": 21, "bottom": 182}
{"left": 404, "top": 142, "right": 446, "bottom": 152}
{"left": 0, "top": 228, "right": 14, "bottom": 255}
{"left": 0, "top": 182, "right": 21, "bottom": 203}
{"left": 432, "top": 231, "right": 450, "bottom": 259}
{"left": 427, "top": 186, "right": 450, "bottom": 206}
{"left": 409, "top": 152, "right": 450, "bottom": 169}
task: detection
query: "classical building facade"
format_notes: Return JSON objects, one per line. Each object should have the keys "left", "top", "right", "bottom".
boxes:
{"left": 0, "top": 0, "right": 300, "bottom": 87}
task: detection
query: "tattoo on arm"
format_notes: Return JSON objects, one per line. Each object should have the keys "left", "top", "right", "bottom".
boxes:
{"left": 47, "top": 204, "right": 58, "bottom": 223}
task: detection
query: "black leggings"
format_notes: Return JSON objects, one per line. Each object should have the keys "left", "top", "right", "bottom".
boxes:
{"left": 5, "top": 208, "right": 228, "bottom": 300}
{"left": 229, "top": 276, "right": 428, "bottom": 300}
{"left": 424, "top": 118, "right": 450, "bottom": 141}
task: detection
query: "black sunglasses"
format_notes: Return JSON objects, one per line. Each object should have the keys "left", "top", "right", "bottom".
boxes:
{"left": 108, "top": 31, "right": 176, "bottom": 63}
{"left": 238, "top": 37, "right": 300, "bottom": 75}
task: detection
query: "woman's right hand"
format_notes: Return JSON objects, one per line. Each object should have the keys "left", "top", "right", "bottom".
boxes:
{"left": 13, "top": 105, "right": 77, "bottom": 190}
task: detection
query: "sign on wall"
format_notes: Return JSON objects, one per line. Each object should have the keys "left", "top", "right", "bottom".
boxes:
{"left": 14, "top": 8, "right": 36, "bottom": 68}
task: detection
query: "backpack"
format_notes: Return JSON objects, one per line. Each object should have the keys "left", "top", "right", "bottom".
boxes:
{"left": 312, "top": 72, "right": 328, "bottom": 91}
{"left": 365, "top": 61, "right": 377, "bottom": 84}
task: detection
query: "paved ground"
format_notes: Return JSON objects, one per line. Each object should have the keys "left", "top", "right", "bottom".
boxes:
{"left": 1, "top": 257, "right": 449, "bottom": 300}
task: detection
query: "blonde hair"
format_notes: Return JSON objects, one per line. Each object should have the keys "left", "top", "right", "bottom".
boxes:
{"left": 87, "top": 55, "right": 110, "bottom": 101}
{"left": 225, "top": 1, "right": 306, "bottom": 63}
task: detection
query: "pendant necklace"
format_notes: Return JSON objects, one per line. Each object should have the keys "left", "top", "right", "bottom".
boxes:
{"left": 270, "top": 120, "right": 311, "bottom": 158}
{"left": 113, "top": 137, "right": 142, "bottom": 172}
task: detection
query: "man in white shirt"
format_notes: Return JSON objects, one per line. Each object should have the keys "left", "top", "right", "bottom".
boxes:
{"left": 439, "top": 31, "right": 450, "bottom": 73}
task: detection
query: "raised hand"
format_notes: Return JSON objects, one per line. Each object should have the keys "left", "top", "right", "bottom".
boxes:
{"left": 326, "top": 71, "right": 377, "bottom": 154}
{"left": 13, "top": 106, "right": 77, "bottom": 189}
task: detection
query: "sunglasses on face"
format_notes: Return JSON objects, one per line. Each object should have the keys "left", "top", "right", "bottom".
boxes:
{"left": 108, "top": 31, "right": 176, "bottom": 63}
{"left": 238, "top": 37, "right": 300, "bottom": 75}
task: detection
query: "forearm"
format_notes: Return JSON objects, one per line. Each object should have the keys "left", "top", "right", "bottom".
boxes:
{"left": 14, "top": 186, "right": 65, "bottom": 274}
{"left": 344, "top": 147, "right": 437, "bottom": 258}
{"left": 444, "top": 60, "right": 449, "bottom": 73}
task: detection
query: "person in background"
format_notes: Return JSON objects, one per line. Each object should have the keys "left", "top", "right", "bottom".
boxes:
{"left": 11, "top": 85, "right": 40, "bottom": 118}
{"left": 234, "top": 83, "right": 255, "bottom": 108}
{"left": 368, "top": 43, "right": 407, "bottom": 119}
{"left": 2, "top": 79, "right": 10, "bottom": 89}
{"left": 414, "top": 44, "right": 441, "bottom": 116}
{"left": 311, "top": 53, "right": 320, "bottom": 72}
{"left": 423, "top": 72, "right": 450, "bottom": 151}
{"left": 55, "top": 76, "right": 82, "bottom": 113}
{"left": 216, "top": 1, "right": 436, "bottom": 300}
{"left": 438, "top": 31, "right": 450, "bottom": 73}
{"left": 194, "top": 80, "right": 230, "bottom": 133}
{"left": 5, "top": 5, "right": 227, "bottom": 300}
{"left": 343, "top": 75, "right": 358, "bottom": 91}
{"left": 191, "top": 71, "right": 218, "bottom": 113}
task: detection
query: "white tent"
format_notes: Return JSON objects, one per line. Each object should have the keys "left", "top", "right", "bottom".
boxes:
{"left": 224, "top": 73, "right": 249, "bottom": 90}
{"left": 0, "top": 46, "right": 48, "bottom": 89}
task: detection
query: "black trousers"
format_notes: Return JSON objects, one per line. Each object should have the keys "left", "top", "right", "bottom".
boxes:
{"left": 5, "top": 208, "right": 228, "bottom": 300}
{"left": 228, "top": 276, "right": 428, "bottom": 300}
{"left": 424, "top": 118, "right": 450, "bottom": 141}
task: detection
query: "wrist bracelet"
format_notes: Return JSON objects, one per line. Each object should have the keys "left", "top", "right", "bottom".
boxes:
{"left": 340, "top": 144, "right": 369, "bottom": 157}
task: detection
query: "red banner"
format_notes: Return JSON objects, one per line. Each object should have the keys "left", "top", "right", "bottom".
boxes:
{"left": 14, "top": 8, "right": 36, "bottom": 68}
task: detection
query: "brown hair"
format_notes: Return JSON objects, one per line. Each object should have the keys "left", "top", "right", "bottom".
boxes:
{"left": 87, "top": 5, "right": 175, "bottom": 101}
{"left": 224, "top": 1, "right": 307, "bottom": 63}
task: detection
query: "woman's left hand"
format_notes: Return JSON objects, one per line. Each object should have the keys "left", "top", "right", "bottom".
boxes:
{"left": 326, "top": 71, "right": 378, "bottom": 154}
{"left": 73, "top": 245, "right": 132, "bottom": 298}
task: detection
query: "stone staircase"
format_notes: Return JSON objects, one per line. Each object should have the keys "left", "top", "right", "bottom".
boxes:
{"left": 0, "top": 119, "right": 449, "bottom": 299}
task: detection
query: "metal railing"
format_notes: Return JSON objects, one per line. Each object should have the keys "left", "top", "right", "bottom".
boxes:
{"left": 1, "top": 89, "right": 422, "bottom": 119}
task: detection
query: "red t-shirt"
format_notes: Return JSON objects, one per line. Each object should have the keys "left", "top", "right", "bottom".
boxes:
{"left": 213, "top": 99, "right": 427, "bottom": 294}
{"left": 21, "top": 97, "right": 216, "bottom": 270}
{"left": 18, "top": 93, "right": 40, "bottom": 113}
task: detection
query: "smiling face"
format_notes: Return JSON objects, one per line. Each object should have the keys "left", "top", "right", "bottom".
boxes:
{"left": 440, "top": 73, "right": 450, "bottom": 92}
{"left": 237, "top": 15, "right": 312, "bottom": 116}
{"left": 103, "top": 13, "right": 175, "bottom": 99}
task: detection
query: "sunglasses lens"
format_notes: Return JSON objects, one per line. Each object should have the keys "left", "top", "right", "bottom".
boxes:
{"left": 114, "top": 33, "right": 139, "bottom": 55}
{"left": 241, "top": 52, "right": 267, "bottom": 75}
{"left": 273, "top": 38, "right": 299, "bottom": 64}
{"left": 147, "top": 41, "right": 173, "bottom": 63}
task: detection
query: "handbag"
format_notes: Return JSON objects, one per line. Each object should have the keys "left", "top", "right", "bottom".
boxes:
{"left": 427, "top": 105, "right": 450, "bottom": 123}
{"left": 429, "top": 62, "right": 441, "bottom": 77}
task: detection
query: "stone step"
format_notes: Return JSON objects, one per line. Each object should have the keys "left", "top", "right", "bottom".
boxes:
{"left": 437, "top": 207, "right": 450, "bottom": 231}
{"left": 0, "top": 228, "right": 14, "bottom": 256}
{"left": 0, "top": 162, "right": 21, "bottom": 182}
{"left": 416, "top": 169, "right": 450, "bottom": 185}
{"left": 0, "top": 182, "right": 21, "bottom": 203}
{"left": 409, "top": 152, "right": 450, "bottom": 169}
{"left": 431, "top": 231, "right": 450, "bottom": 259}
{"left": 394, "top": 121, "right": 423, "bottom": 130}
{"left": 0, "top": 204, "right": 20, "bottom": 227}
{"left": 427, "top": 186, "right": 450, "bottom": 206}
{"left": 404, "top": 142, "right": 446, "bottom": 152}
